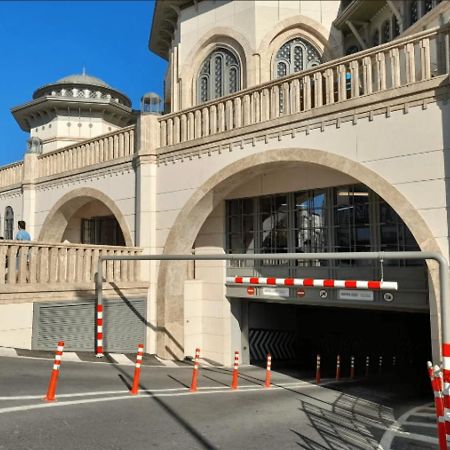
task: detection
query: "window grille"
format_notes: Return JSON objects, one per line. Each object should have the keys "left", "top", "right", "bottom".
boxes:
{"left": 197, "top": 47, "right": 241, "bottom": 103}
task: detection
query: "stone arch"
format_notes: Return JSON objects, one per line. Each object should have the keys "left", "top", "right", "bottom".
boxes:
{"left": 256, "top": 15, "right": 342, "bottom": 83}
{"left": 179, "top": 27, "right": 253, "bottom": 108}
{"left": 156, "top": 148, "right": 441, "bottom": 360}
{"left": 38, "top": 187, "right": 133, "bottom": 247}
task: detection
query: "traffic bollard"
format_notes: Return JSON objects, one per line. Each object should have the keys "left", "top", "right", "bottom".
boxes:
{"left": 96, "top": 304, "right": 104, "bottom": 358}
{"left": 231, "top": 351, "right": 239, "bottom": 390}
{"left": 378, "top": 356, "right": 383, "bottom": 375}
{"left": 316, "top": 355, "right": 321, "bottom": 385}
{"left": 130, "top": 344, "right": 144, "bottom": 395}
{"left": 427, "top": 363, "right": 447, "bottom": 450}
{"left": 365, "top": 356, "right": 370, "bottom": 377}
{"left": 336, "top": 354, "right": 341, "bottom": 381}
{"left": 190, "top": 348, "right": 201, "bottom": 392}
{"left": 264, "top": 354, "right": 272, "bottom": 388}
{"left": 350, "top": 356, "right": 355, "bottom": 379}
{"left": 44, "top": 341, "right": 64, "bottom": 402}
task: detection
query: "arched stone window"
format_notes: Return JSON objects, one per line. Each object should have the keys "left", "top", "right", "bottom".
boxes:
{"left": 274, "top": 37, "right": 322, "bottom": 78}
{"left": 197, "top": 47, "right": 241, "bottom": 104}
{"left": 4, "top": 206, "right": 14, "bottom": 240}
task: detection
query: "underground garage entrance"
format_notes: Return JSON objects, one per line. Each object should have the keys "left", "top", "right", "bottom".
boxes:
{"left": 241, "top": 301, "right": 431, "bottom": 378}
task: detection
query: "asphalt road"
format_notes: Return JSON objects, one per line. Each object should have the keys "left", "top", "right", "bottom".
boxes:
{"left": 0, "top": 355, "right": 439, "bottom": 449}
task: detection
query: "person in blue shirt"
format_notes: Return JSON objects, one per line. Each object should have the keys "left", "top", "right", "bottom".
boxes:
{"left": 15, "top": 221, "right": 31, "bottom": 241}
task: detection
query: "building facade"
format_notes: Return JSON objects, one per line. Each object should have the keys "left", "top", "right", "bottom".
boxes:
{"left": 0, "top": 0, "right": 449, "bottom": 366}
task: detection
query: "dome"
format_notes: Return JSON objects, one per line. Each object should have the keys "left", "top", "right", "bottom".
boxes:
{"left": 56, "top": 73, "right": 111, "bottom": 88}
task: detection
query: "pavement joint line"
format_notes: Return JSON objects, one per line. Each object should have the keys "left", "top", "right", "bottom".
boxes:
{"left": 108, "top": 353, "right": 134, "bottom": 365}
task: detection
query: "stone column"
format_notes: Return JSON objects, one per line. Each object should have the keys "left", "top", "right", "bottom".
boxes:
{"left": 134, "top": 113, "right": 159, "bottom": 355}
{"left": 22, "top": 152, "right": 38, "bottom": 240}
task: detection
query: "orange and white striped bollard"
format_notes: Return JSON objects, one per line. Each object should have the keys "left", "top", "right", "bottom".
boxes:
{"left": 350, "top": 356, "right": 355, "bottom": 379}
{"left": 231, "top": 351, "right": 239, "bottom": 390}
{"left": 130, "top": 344, "right": 144, "bottom": 395}
{"left": 190, "top": 348, "right": 201, "bottom": 392}
{"left": 264, "top": 354, "right": 272, "bottom": 388}
{"left": 365, "top": 356, "right": 370, "bottom": 377}
{"left": 315, "top": 355, "right": 321, "bottom": 384}
{"left": 428, "top": 363, "right": 447, "bottom": 450}
{"left": 44, "top": 341, "right": 64, "bottom": 402}
{"left": 378, "top": 355, "right": 383, "bottom": 375}
{"left": 336, "top": 354, "right": 341, "bottom": 381}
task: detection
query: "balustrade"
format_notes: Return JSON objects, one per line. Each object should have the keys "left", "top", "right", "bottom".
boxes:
{"left": 159, "top": 25, "right": 450, "bottom": 148}
{"left": 0, "top": 162, "right": 23, "bottom": 189}
{"left": 0, "top": 241, "right": 142, "bottom": 286}
{"left": 37, "top": 126, "right": 136, "bottom": 178}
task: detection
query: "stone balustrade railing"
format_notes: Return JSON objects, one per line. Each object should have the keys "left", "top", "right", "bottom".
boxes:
{"left": 159, "top": 25, "right": 450, "bottom": 148}
{"left": 37, "top": 125, "right": 136, "bottom": 178}
{"left": 0, "top": 162, "right": 24, "bottom": 189}
{"left": 0, "top": 241, "right": 142, "bottom": 286}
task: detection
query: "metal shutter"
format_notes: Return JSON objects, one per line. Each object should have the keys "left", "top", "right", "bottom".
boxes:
{"left": 33, "top": 298, "right": 146, "bottom": 352}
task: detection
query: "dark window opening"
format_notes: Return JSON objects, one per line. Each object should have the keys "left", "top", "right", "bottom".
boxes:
{"left": 81, "top": 216, "right": 125, "bottom": 246}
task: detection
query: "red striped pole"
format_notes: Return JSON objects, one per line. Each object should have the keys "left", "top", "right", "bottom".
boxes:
{"left": 392, "top": 355, "right": 397, "bottom": 369}
{"left": 264, "top": 353, "right": 272, "bottom": 388}
{"left": 378, "top": 356, "right": 383, "bottom": 375}
{"left": 96, "top": 304, "right": 104, "bottom": 358}
{"left": 315, "top": 355, "right": 321, "bottom": 384}
{"left": 190, "top": 348, "right": 201, "bottom": 392}
{"left": 130, "top": 344, "right": 144, "bottom": 395}
{"left": 336, "top": 354, "right": 341, "bottom": 381}
{"left": 428, "top": 363, "right": 448, "bottom": 450}
{"left": 44, "top": 341, "right": 64, "bottom": 402}
{"left": 442, "top": 343, "right": 450, "bottom": 445}
{"left": 231, "top": 351, "right": 239, "bottom": 390}
{"left": 365, "top": 356, "right": 370, "bottom": 377}
{"left": 350, "top": 356, "right": 355, "bottom": 379}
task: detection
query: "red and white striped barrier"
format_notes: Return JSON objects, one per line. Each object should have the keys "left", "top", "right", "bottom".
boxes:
{"left": 350, "top": 356, "right": 355, "bottom": 379}
{"left": 96, "top": 304, "right": 104, "bottom": 357}
{"left": 378, "top": 356, "right": 383, "bottom": 374}
{"left": 226, "top": 276, "right": 398, "bottom": 290}
{"left": 44, "top": 341, "right": 64, "bottom": 402}
{"left": 392, "top": 355, "right": 397, "bottom": 368}
{"left": 264, "top": 354, "right": 272, "bottom": 388}
{"left": 442, "top": 343, "right": 450, "bottom": 445}
{"left": 130, "top": 344, "right": 144, "bottom": 395}
{"left": 316, "top": 355, "right": 321, "bottom": 384}
{"left": 231, "top": 351, "right": 239, "bottom": 390}
{"left": 427, "top": 362, "right": 447, "bottom": 450}
{"left": 190, "top": 348, "right": 201, "bottom": 392}
{"left": 336, "top": 354, "right": 341, "bottom": 381}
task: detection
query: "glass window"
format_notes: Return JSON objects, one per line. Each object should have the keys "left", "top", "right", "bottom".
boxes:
{"left": 410, "top": 1, "right": 419, "bottom": 25}
{"left": 259, "top": 195, "right": 288, "bottom": 254}
{"left": 382, "top": 20, "right": 391, "bottom": 43}
{"left": 226, "top": 199, "right": 255, "bottom": 254}
{"left": 81, "top": 216, "right": 125, "bottom": 246}
{"left": 274, "top": 37, "right": 322, "bottom": 78}
{"left": 392, "top": 15, "right": 400, "bottom": 38}
{"left": 4, "top": 206, "right": 13, "bottom": 240}
{"left": 372, "top": 30, "right": 380, "bottom": 47}
{"left": 425, "top": 0, "right": 433, "bottom": 13}
{"left": 197, "top": 47, "right": 241, "bottom": 104}
{"left": 346, "top": 45, "right": 360, "bottom": 55}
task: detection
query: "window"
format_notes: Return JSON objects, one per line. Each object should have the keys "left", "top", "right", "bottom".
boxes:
{"left": 4, "top": 207, "right": 13, "bottom": 240}
{"left": 197, "top": 47, "right": 241, "bottom": 103}
{"left": 425, "top": 0, "right": 434, "bottom": 13}
{"left": 346, "top": 45, "right": 360, "bottom": 56}
{"left": 372, "top": 29, "right": 380, "bottom": 47}
{"left": 274, "top": 37, "right": 322, "bottom": 78}
{"left": 382, "top": 20, "right": 391, "bottom": 43}
{"left": 392, "top": 15, "right": 400, "bottom": 38}
{"left": 226, "top": 198, "right": 255, "bottom": 254}
{"left": 81, "top": 216, "right": 125, "bottom": 246}
{"left": 259, "top": 195, "right": 289, "bottom": 254}
{"left": 409, "top": 1, "right": 419, "bottom": 25}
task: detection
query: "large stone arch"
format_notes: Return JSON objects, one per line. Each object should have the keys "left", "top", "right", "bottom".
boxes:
{"left": 38, "top": 187, "right": 133, "bottom": 247}
{"left": 156, "top": 148, "right": 441, "bottom": 360}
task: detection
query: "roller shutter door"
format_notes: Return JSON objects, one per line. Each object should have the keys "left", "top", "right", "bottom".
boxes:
{"left": 33, "top": 298, "right": 146, "bottom": 352}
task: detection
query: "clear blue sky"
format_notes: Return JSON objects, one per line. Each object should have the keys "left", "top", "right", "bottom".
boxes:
{"left": 0, "top": 0, "right": 167, "bottom": 166}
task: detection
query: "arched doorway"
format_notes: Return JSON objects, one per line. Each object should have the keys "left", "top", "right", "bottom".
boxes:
{"left": 38, "top": 188, "right": 133, "bottom": 246}
{"left": 155, "top": 149, "right": 440, "bottom": 367}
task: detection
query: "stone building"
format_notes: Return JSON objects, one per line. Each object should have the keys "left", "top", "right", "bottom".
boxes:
{"left": 0, "top": 0, "right": 449, "bottom": 366}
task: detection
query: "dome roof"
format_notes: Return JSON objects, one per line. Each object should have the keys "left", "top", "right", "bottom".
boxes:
{"left": 56, "top": 73, "right": 111, "bottom": 88}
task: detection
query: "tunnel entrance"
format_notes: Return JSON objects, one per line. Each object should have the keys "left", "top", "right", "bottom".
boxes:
{"left": 246, "top": 301, "right": 431, "bottom": 377}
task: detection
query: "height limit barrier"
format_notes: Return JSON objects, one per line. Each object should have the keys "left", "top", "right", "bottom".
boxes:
{"left": 95, "top": 251, "right": 450, "bottom": 438}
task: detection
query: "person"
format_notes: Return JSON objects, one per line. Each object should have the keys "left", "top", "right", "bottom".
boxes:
{"left": 15, "top": 221, "right": 31, "bottom": 241}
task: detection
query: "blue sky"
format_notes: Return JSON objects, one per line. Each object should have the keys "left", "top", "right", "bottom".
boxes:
{"left": 0, "top": 0, "right": 167, "bottom": 166}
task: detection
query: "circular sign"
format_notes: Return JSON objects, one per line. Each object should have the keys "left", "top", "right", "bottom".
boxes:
{"left": 383, "top": 292, "right": 394, "bottom": 302}
{"left": 296, "top": 288, "right": 305, "bottom": 298}
{"left": 247, "top": 286, "right": 255, "bottom": 296}
{"left": 319, "top": 289, "right": 328, "bottom": 299}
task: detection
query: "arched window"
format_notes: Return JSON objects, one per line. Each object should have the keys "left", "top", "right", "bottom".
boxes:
{"left": 382, "top": 20, "right": 391, "bottom": 43}
{"left": 4, "top": 207, "right": 14, "bottom": 240}
{"left": 197, "top": 47, "right": 241, "bottom": 104}
{"left": 392, "top": 15, "right": 400, "bottom": 38}
{"left": 274, "top": 37, "right": 322, "bottom": 78}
